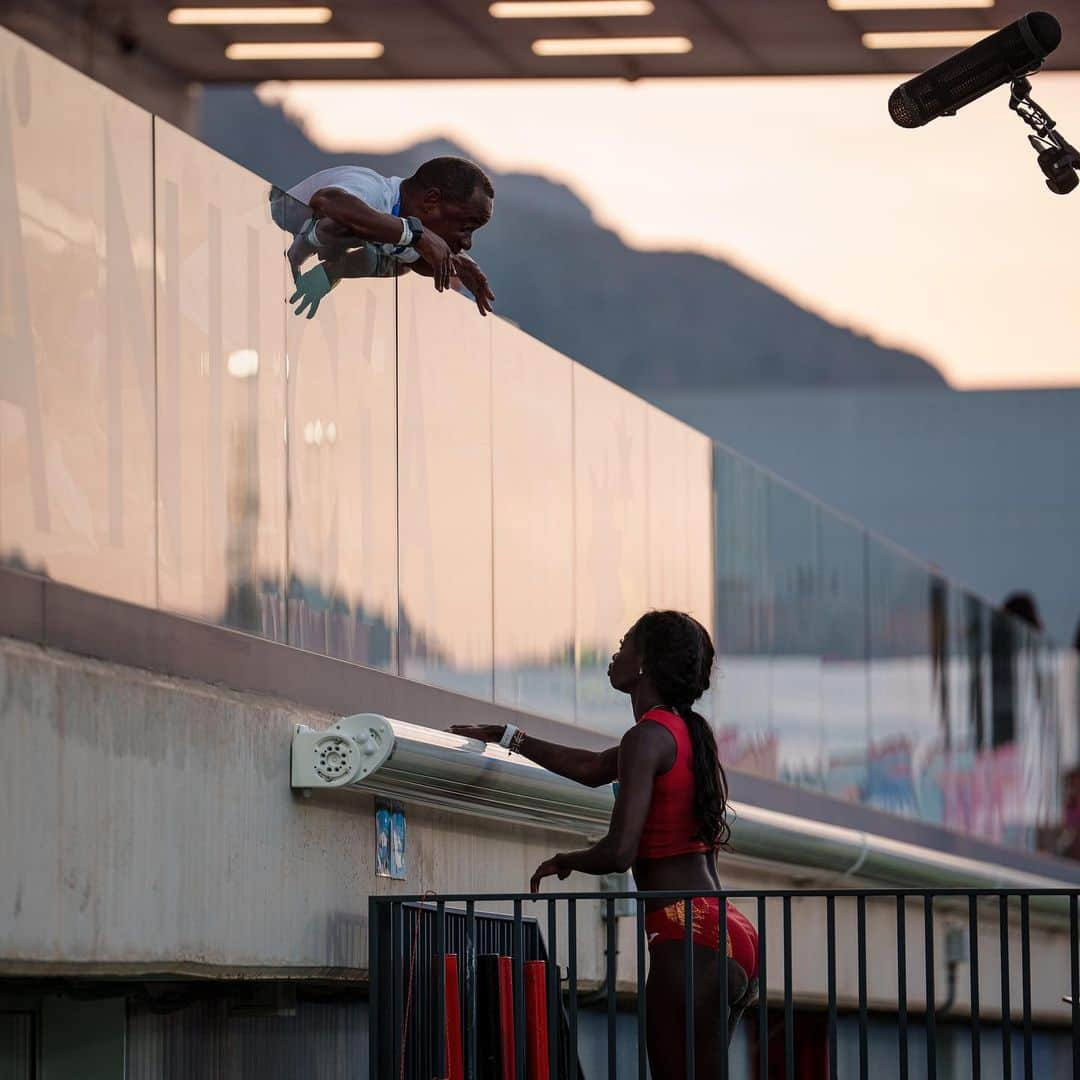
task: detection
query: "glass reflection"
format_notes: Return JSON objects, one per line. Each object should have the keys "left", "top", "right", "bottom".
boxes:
{"left": 491, "top": 322, "right": 574, "bottom": 722}
{"left": 154, "top": 120, "right": 287, "bottom": 638}
{"left": 713, "top": 448, "right": 775, "bottom": 779}
{"left": 0, "top": 33, "right": 156, "bottom": 603}
{"left": 397, "top": 276, "right": 493, "bottom": 698}
{"left": 865, "top": 538, "right": 941, "bottom": 823}
{"left": 284, "top": 189, "right": 398, "bottom": 668}
{"left": 644, "top": 407, "right": 715, "bottom": 720}
{"left": 819, "top": 508, "right": 869, "bottom": 803}
{"left": 574, "top": 366, "right": 648, "bottom": 735}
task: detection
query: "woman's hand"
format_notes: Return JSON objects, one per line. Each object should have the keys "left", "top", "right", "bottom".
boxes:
{"left": 448, "top": 724, "right": 506, "bottom": 744}
{"left": 530, "top": 854, "right": 571, "bottom": 895}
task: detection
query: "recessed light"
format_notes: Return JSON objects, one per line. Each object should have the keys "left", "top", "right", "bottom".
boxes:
{"left": 829, "top": 0, "right": 992, "bottom": 9}
{"left": 225, "top": 40, "right": 383, "bottom": 59}
{"left": 169, "top": 6, "right": 332, "bottom": 24}
{"left": 491, "top": 1, "right": 654, "bottom": 17}
{"left": 532, "top": 35, "right": 692, "bottom": 55}
{"left": 862, "top": 29, "right": 992, "bottom": 48}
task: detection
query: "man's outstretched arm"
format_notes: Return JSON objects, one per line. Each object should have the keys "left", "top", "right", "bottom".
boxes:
{"left": 308, "top": 188, "right": 454, "bottom": 291}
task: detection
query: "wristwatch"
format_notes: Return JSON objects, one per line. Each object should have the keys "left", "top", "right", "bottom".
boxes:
{"left": 405, "top": 216, "right": 424, "bottom": 248}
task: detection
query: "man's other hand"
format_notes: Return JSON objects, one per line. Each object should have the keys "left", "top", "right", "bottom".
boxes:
{"left": 414, "top": 230, "right": 455, "bottom": 292}
{"left": 452, "top": 254, "right": 496, "bottom": 317}
{"left": 289, "top": 263, "right": 337, "bottom": 319}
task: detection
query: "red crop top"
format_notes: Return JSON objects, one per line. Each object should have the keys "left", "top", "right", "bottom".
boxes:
{"left": 636, "top": 707, "right": 712, "bottom": 860}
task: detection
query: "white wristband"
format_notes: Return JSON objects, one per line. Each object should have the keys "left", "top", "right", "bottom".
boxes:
{"left": 397, "top": 217, "right": 412, "bottom": 246}
{"left": 499, "top": 723, "right": 519, "bottom": 749}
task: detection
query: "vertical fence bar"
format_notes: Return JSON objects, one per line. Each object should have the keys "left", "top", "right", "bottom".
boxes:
{"left": 636, "top": 898, "right": 647, "bottom": 1080}
{"left": 925, "top": 894, "right": 937, "bottom": 1080}
{"left": 1000, "top": 894, "right": 1012, "bottom": 1080}
{"left": 568, "top": 897, "right": 578, "bottom": 1076}
{"left": 684, "top": 898, "right": 695, "bottom": 1080}
{"left": 827, "top": 895, "right": 838, "bottom": 1080}
{"left": 896, "top": 895, "right": 909, "bottom": 1080}
{"left": 514, "top": 899, "right": 526, "bottom": 1080}
{"left": 857, "top": 894, "right": 869, "bottom": 1080}
{"left": 607, "top": 897, "right": 617, "bottom": 1080}
{"left": 718, "top": 896, "right": 729, "bottom": 1080}
{"left": 1070, "top": 895, "right": 1079, "bottom": 1080}
{"left": 369, "top": 896, "right": 380, "bottom": 1080}
{"left": 393, "top": 901, "right": 404, "bottom": 1080}
{"left": 757, "top": 895, "right": 769, "bottom": 1080}
{"left": 548, "top": 900, "right": 559, "bottom": 1080}
{"left": 466, "top": 900, "right": 478, "bottom": 1080}
{"left": 784, "top": 895, "right": 793, "bottom": 1080}
{"left": 435, "top": 901, "right": 447, "bottom": 1080}
{"left": 1020, "top": 895, "right": 1032, "bottom": 1080}
{"left": 969, "top": 894, "right": 981, "bottom": 1080}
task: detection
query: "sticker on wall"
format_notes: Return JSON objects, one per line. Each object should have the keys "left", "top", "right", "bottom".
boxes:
{"left": 376, "top": 799, "right": 407, "bottom": 880}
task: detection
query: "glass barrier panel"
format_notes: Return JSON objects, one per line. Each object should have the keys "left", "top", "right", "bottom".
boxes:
{"left": 644, "top": 405, "right": 715, "bottom": 721}
{"left": 0, "top": 31, "right": 156, "bottom": 604}
{"left": 491, "top": 320, "right": 574, "bottom": 723}
{"left": 397, "top": 275, "right": 493, "bottom": 698}
{"left": 819, "top": 507, "right": 869, "bottom": 804}
{"left": 713, "top": 446, "right": 775, "bottom": 780}
{"left": 280, "top": 187, "right": 398, "bottom": 668}
{"left": 573, "top": 365, "right": 648, "bottom": 735}
{"left": 767, "top": 478, "right": 825, "bottom": 790}
{"left": 154, "top": 120, "right": 287, "bottom": 639}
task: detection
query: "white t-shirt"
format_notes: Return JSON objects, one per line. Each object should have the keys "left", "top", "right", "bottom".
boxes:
{"left": 286, "top": 166, "right": 420, "bottom": 264}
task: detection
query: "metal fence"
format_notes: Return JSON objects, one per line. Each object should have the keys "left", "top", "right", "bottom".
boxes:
{"left": 369, "top": 888, "right": 1080, "bottom": 1080}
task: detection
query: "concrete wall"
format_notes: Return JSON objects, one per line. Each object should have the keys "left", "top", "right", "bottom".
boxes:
{"left": 1, "top": 635, "right": 1075, "bottom": 1024}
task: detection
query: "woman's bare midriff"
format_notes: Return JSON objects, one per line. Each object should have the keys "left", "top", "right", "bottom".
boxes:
{"left": 632, "top": 851, "right": 721, "bottom": 913}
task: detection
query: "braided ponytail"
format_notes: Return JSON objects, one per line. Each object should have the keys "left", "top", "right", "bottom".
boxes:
{"left": 634, "top": 610, "right": 731, "bottom": 850}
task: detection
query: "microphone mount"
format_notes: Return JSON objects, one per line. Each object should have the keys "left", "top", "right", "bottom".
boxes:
{"left": 1009, "top": 76, "right": 1080, "bottom": 195}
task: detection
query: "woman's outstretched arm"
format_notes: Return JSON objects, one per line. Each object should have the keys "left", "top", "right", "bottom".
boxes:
{"left": 448, "top": 724, "right": 618, "bottom": 788}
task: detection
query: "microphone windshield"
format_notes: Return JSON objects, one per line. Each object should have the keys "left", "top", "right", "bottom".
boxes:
{"left": 889, "top": 12, "right": 1062, "bottom": 128}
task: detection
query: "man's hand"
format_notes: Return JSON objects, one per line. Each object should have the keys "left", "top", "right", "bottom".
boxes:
{"left": 414, "top": 230, "right": 455, "bottom": 292}
{"left": 530, "top": 854, "right": 571, "bottom": 895}
{"left": 451, "top": 254, "right": 496, "bottom": 317}
{"left": 289, "top": 263, "right": 338, "bottom": 319}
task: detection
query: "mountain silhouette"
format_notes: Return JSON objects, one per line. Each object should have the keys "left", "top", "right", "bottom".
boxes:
{"left": 199, "top": 87, "right": 947, "bottom": 391}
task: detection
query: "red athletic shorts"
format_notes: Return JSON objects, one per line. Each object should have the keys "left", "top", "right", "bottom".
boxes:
{"left": 644, "top": 897, "right": 758, "bottom": 980}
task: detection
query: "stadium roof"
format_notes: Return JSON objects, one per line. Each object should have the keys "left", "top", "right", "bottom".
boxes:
{"left": 53, "top": 0, "right": 1080, "bottom": 82}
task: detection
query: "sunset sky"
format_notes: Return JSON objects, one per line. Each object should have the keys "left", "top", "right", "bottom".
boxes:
{"left": 260, "top": 73, "right": 1080, "bottom": 389}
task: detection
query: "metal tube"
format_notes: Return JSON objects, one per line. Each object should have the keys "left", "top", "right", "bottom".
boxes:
{"left": 758, "top": 895, "right": 769, "bottom": 1080}
{"left": 369, "top": 896, "right": 380, "bottom": 1080}
{"left": 925, "top": 894, "right": 937, "bottom": 1080}
{"left": 548, "top": 900, "right": 559, "bottom": 1080}
{"left": 896, "top": 895, "right": 909, "bottom": 1080}
{"left": 827, "top": 895, "right": 838, "bottom": 1080}
{"left": 718, "top": 897, "right": 729, "bottom": 1080}
{"left": 637, "top": 898, "right": 647, "bottom": 1080}
{"left": 1020, "top": 895, "right": 1032, "bottom": 1080}
{"left": 857, "top": 894, "right": 868, "bottom": 1080}
{"left": 435, "top": 900, "right": 447, "bottom": 1079}
{"left": 685, "top": 897, "right": 695, "bottom": 1080}
{"left": 514, "top": 899, "right": 526, "bottom": 1080}
{"left": 969, "top": 894, "right": 981, "bottom": 1080}
{"left": 393, "top": 901, "right": 404, "bottom": 1079}
{"left": 1000, "top": 894, "right": 1012, "bottom": 1080}
{"left": 568, "top": 897, "right": 578, "bottom": 1074}
{"left": 466, "top": 900, "right": 478, "bottom": 1080}
{"left": 607, "top": 897, "right": 617, "bottom": 1080}
{"left": 784, "top": 895, "right": 793, "bottom": 1080}
{"left": 1070, "top": 894, "right": 1079, "bottom": 1080}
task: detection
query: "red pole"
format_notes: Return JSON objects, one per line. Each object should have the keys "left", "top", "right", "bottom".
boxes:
{"left": 444, "top": 954, "right": 464, "bottom": 1080}
{"left": 498, "top": 955, "right": 515, "bottom": 1080}
{"left": 524, "top": 960, "right": 550, "bottom": 1080}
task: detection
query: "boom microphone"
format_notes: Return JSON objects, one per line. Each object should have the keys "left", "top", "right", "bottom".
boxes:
{"left": 889, "top": 12, "right": 1061, "bottom": 128}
